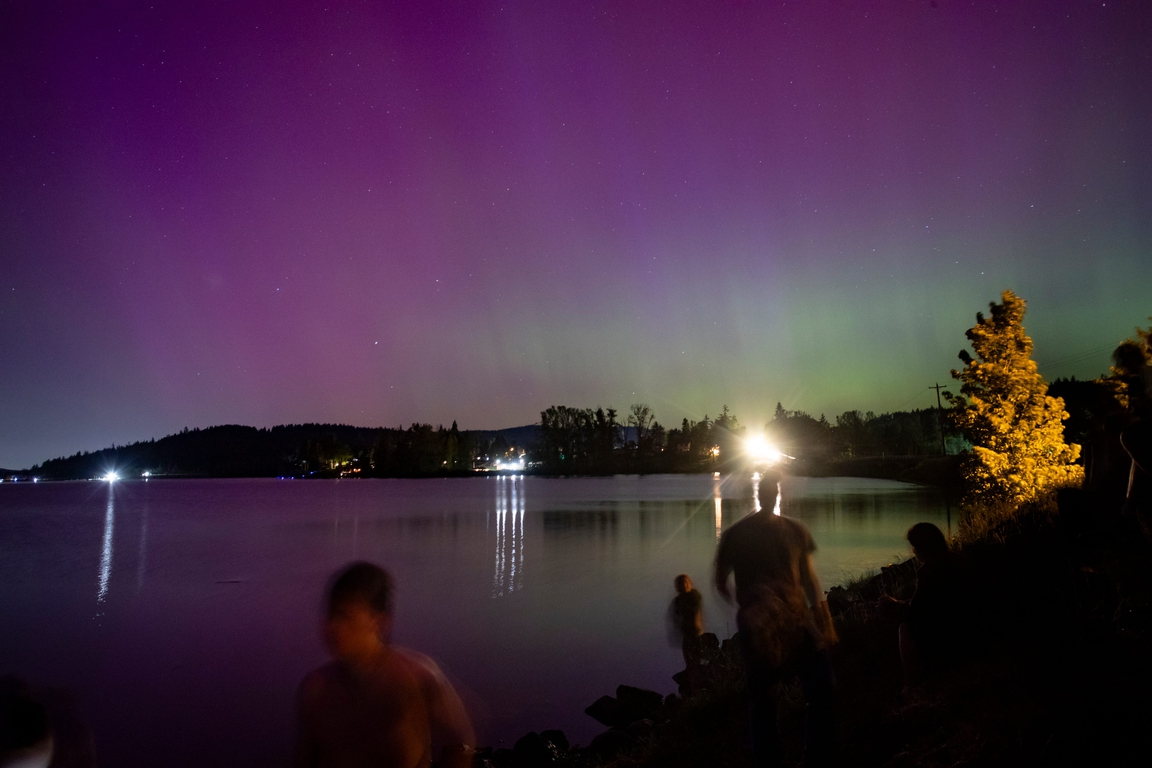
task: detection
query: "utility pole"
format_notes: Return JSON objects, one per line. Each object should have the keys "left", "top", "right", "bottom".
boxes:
{"left": 930, "top": 383, "right": 948, "bottom": 456}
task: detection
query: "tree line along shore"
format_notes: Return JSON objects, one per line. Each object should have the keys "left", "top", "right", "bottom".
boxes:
{"left": 13, "top": 380, "right": 1113, "bottom": 487}
{"left": 18, "top": 408, "right": 970, "bottom": 484}
{"left": 469, "top": 290, "right": 1152, "bottom": 767}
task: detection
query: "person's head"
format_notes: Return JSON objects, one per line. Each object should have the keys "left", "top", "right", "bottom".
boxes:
{"left": 324, "top": 562, "right": 394, "bottom": 662}
{"left": 756, "top": 469, "right": 782, "bottom": 508}
{"left": 674, "top": 574, "right": 693, "bottom": 594}
{"left": 0, "top": 676, "right": 51, "bottom": 768}
{"left": 906, "top": 522, "right": 949, "bottom": 562}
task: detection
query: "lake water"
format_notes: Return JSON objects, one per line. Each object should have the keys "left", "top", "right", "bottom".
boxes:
{"left": 0, "top": 474, "right": 950, "bottom": 766}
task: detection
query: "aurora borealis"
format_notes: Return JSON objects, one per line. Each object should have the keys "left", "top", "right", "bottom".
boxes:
{"left": 2, "top": 0, "right": 1150, "bottom": 469}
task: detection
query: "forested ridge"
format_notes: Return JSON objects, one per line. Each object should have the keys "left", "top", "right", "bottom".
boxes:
{"left": 24, "top": 402, "right": 970, "bottom": 481}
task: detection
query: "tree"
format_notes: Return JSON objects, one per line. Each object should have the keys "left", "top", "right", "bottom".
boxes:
{"left": 540, "top": 405, "right": 596, "bottom": 470}
{"left": 945, "top": 290, "right": 1083, "bottom": 511}
{"left": 1106, "top": 319, "right": 1152, "bottom": 410}
{"left": 591, "top": 407, "right": 620, "bottom": 465}
{"left": 766, "top": 405, "right": 831, "bottom": 459}
{"left": 627, "top": 403, "right": 654, "bottom": 451}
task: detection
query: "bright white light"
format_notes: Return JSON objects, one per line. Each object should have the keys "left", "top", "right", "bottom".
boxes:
{"left": 745, "top": 435, "right": 782, "bottom": 464}
{"left": 103, "top": 471, "right": 120, "bottom": 482}
{"left": 142, "top": 471, "right": 151, "bottom": 478}
{"left": 494, "top": 456, "right": 527, "bottom": 472}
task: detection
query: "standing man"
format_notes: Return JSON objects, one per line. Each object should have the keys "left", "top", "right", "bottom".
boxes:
{"left": 294, "top": 562, "right": 475, "bottom": 768}
{"left": 714, "top": 471, "right": 838, "bottom": 767}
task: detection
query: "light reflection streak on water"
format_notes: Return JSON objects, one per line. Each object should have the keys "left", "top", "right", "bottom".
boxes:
{"left": 493, "top": 477, "right": 504, "bottom": 597}
{"left": 98, "top": 486, "right": 115, "bottom": 604}
{"left": 518, "top": 478, "right": 525, "bottom": 582}
{"left": 510, "top": 477, "right": 518, "bottom": 592}
{"left": 713, "top": 475, "right": 722, "bottom": 539}
{"left": 751, "top": 472, "right": 761, "bottom": 513}
{"left": 136, "top": 493, "right": 148, "bottom": 591}
{"left": 492, "top": 475, "right": 526, "bottom": 597}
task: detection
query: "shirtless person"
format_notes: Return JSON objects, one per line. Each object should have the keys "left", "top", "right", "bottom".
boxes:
{"left": 293, "top": 562, "right": 475, "bottom": 768}
{"left": 714, "top": 471, "right": 837, "bottom": 768}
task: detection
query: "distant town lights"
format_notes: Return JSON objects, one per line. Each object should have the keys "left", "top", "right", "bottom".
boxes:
{"left": 495, "top": 455, "right": 527, "bottom": 471}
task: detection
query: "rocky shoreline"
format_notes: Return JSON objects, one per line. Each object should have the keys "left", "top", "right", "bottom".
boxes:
{"left": 473, "top": 497, "right": 1152, "bottom": 766}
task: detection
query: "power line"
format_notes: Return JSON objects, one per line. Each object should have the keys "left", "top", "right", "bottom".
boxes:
{"left": 1034, "top": 343, "right": 1116, "bottom": 371}
{"left": 892, "top": 386, "right": 933, "bottom": 412}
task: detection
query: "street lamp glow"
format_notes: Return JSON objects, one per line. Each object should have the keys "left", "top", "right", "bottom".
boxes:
{"left": 103, "top": 471, "right": 120, "bottom": 482}
{"left": 745, "top": 435, "right": 782, "bottom": 465}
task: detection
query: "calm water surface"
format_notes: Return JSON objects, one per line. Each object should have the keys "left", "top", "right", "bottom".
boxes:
{"left": 0, "top": 474, "right": 950, "bottom": 766}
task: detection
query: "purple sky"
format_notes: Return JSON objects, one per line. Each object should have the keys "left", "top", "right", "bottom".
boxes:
{"left": 2, "top": 0, "right": 1150, "bottom": 469}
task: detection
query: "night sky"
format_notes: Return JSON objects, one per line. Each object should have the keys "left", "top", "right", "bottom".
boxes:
{"left": 2, "top": 1, "right": 1150, "bottom": 469}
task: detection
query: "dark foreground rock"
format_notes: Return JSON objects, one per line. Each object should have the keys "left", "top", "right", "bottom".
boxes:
{"left": 585, "top": 685, "right": 665, "bottom": 729}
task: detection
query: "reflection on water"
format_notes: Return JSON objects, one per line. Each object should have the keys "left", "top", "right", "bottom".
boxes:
{"left": 97, "top": 485, "right": 115, "bottom": 606}
{"left": 713, "top": 476, "right": 722, "bottom": 539}
{"left": 1, "top": 474, "right": 952, "bottom": 767}
{"left": 492, "top": 475, "right": 526, "bottom": 597}
{"left": 136, "top": 490, "right": 149, "bottom": 591}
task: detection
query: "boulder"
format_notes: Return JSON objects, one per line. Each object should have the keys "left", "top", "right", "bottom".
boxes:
{"left": 720, "top": 635, "right": 741, "bottom": 658}
{"left": 489, "top": 747, "right": 515, "bottom": 767}
{"left": 588, "top": 729, "right": 638, "bottom": 762}
{"left": 539, "top": 729, "right": 569, "bottom": 752}
{"left": 585, "top": 694, "right": 624, "bottom": 727}
{"left": 826, "top": 585, "right": 854, "bottom": 616}
{"left": 615, "top": 685, "right": 664, "bottom": 722}
{"left": 624, "top": 717, "right": 655, "bottom": 741}
{"left": 512, "top": 731, "right": 560, "bottom": 765}
{"left": 698, "top": 632, "right": 721, "bottom": 661}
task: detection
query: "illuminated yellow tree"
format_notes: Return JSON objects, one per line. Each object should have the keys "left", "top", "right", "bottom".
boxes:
{"left": 946, "top": 290, "right": 1083, "bottom": 510}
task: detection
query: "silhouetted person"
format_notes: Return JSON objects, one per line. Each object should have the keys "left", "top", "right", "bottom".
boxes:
{"left": 1, "top": 677, "right": 50, "bottom": 768}
{"left": 293, "top": 562, "right": 475, "bottom": 768}
{"left": 1115, "top": 341, "right": 1152, "bottom": 529}
{"left": 885, "top": 523, "right": 968, "bottom": 692}
{"left": 668, "top": 574, "right": 704, "bottom": 667}
{"left": 714, "top": 471, "right": 838, "bottom": 768}
{"left": 0, "top": 677, "right": 94, "bottom": 768}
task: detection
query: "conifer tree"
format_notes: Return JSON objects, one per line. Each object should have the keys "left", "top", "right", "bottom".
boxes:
{"left": 945, "top": 289, "right": 1083, "bottom": 510}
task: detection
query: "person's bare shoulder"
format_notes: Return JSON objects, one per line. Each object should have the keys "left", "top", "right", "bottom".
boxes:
{"left": 391, "top": 647, "right": 446, "bottom": 685}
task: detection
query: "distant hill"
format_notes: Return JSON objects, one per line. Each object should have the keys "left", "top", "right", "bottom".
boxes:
{"left": 470, "top": 425, "right": 541, "bottom": 445}
{"left": 28, "top": 422, "right": 542, "bottom": 481}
